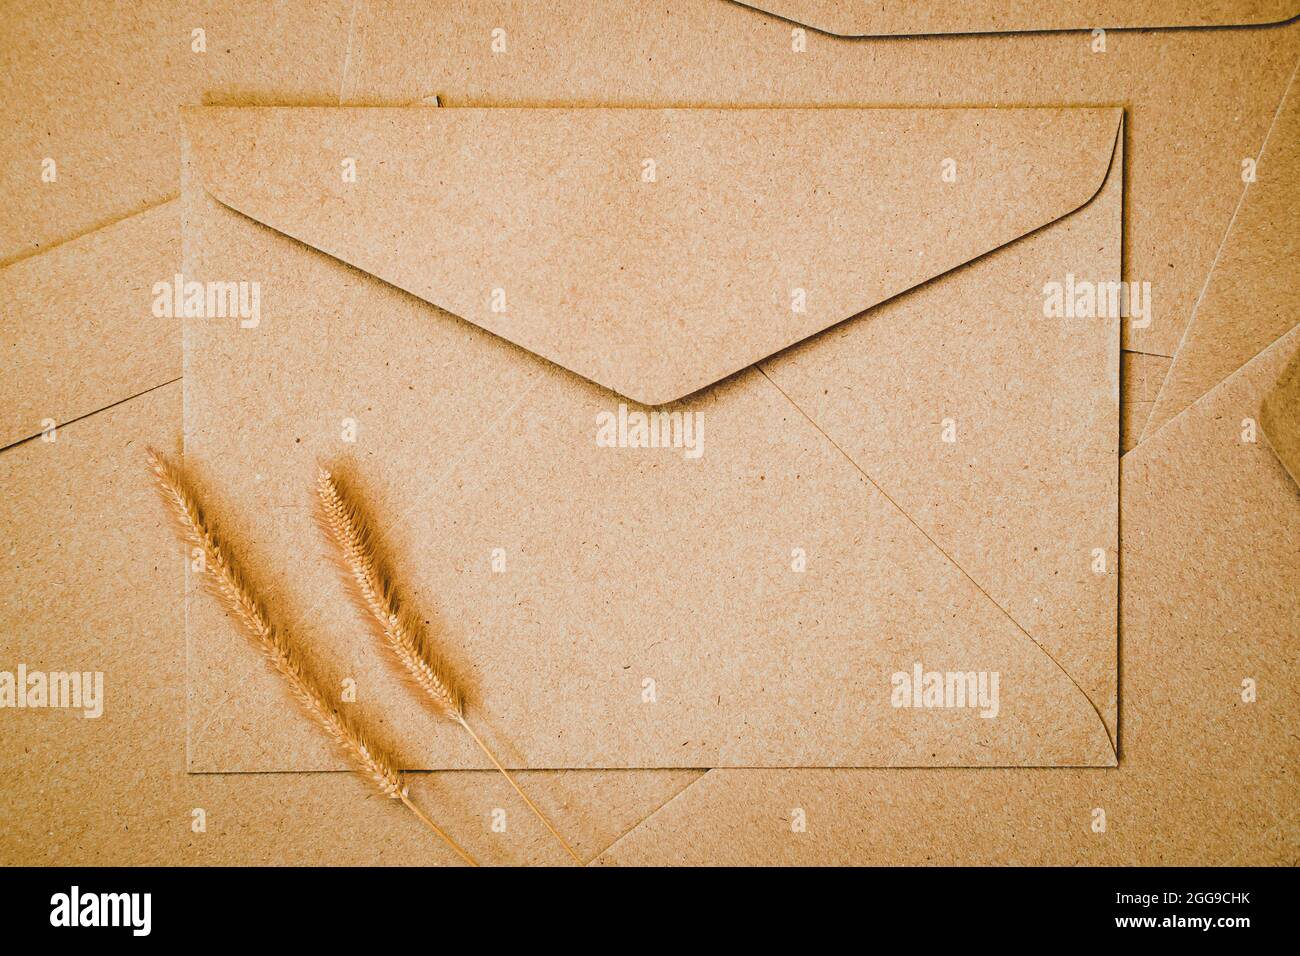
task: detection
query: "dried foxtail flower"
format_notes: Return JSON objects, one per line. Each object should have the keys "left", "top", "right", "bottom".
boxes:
{"left": 316, "top": 465, "right": 582, "bottom": 865}
{"left": 146, "top": 448, "right": 478, "bottom": 866}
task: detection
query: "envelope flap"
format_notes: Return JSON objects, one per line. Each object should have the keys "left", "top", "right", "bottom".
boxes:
{"left": 738, "top": 0, "right": 1300, "bottom": 36}
{"left": 185, "top": 106, "right": 1119, "bottom": 405}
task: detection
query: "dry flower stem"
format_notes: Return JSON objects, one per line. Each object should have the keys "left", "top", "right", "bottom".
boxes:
{"left": 146, "top": 448, "right": 478, "bottom": 867}
{"left": 316, "top": 466, "right": 583, "bottom": 864}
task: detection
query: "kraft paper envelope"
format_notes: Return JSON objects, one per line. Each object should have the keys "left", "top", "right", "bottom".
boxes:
{"left": 182, "top": 104, "right": 1121, "bottom": 772}
{"left": 14, "top": 0, "right": 1288, "bottom": 463}
{"left": 341, "top": 0, "right": 1300, "bottom": 441}
{"left": 0, "top": 383, "right": 700, "bottom": 866}
{"left": 1, "top": 0, "right": 690, "bottom": 864}
{"left": 1142, "top": 66, "right": 1300, "bottom": 440}
{"left": 595, "top": 325, "right": 1300, "bottom": 865}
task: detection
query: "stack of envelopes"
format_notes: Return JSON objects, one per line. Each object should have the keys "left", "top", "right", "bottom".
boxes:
{"left": 1, "top": 0, "right": 1296, "bottom": 866}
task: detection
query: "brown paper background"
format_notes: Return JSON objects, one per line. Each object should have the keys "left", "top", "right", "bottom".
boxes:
{"left": 2, "top": 0, "right": 1296, "bottom": 866}
{"left": 0, "top": 0, "right": 357, "bottom": 451}
{"left": 0, "top": 203, "right": 180, "bottom": 450}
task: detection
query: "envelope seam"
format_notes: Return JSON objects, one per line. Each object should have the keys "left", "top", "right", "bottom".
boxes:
{"left": 756, "top": 365, "right": 1118, "bottom": 758}
{"left": 1129, "top": 325, "right": 1300, "bottom": 467}
{"left": 1122, "top": 347, "right": 1173, "bottom": 360}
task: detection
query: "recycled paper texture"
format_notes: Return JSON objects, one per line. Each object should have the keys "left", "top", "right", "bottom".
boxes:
{"left": 183, "top": 105, "right": 1121, "bottom": 771}
{"left": 3, "top": 0, "right": 1297, "bottom": 866}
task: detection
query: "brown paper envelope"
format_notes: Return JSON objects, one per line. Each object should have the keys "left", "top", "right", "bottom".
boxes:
{"left": 340, "top": 0, "right": 1299, "bottom": 366}
{"left": 0, "top": 0, "right": 354, "bottom": 267}
{"left": 0, "top": 203, "right": 180, "bottom": 451}
{"left": 1141, "top": 65, "right": 1300, "bottom": 441}
{"left": 0, "top": 381, "right": 702, "bottom": 866}
{"left": 593, "top": 324, "right": 1300, "bottom": 865}
{"left": 182, "top": 104, "right": 1120, "bottom": 771}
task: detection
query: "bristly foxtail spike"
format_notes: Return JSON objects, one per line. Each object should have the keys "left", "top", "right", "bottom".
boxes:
{"left": 145, "top": 449, "right": 477, "bottom": 865}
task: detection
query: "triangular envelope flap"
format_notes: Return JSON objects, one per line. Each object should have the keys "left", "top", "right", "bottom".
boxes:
{"left": 738, "top": 0, "right": 1300, "bottom": 36}
{"left": 186, "top": 106, "right": 1119, "bottom": 405}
